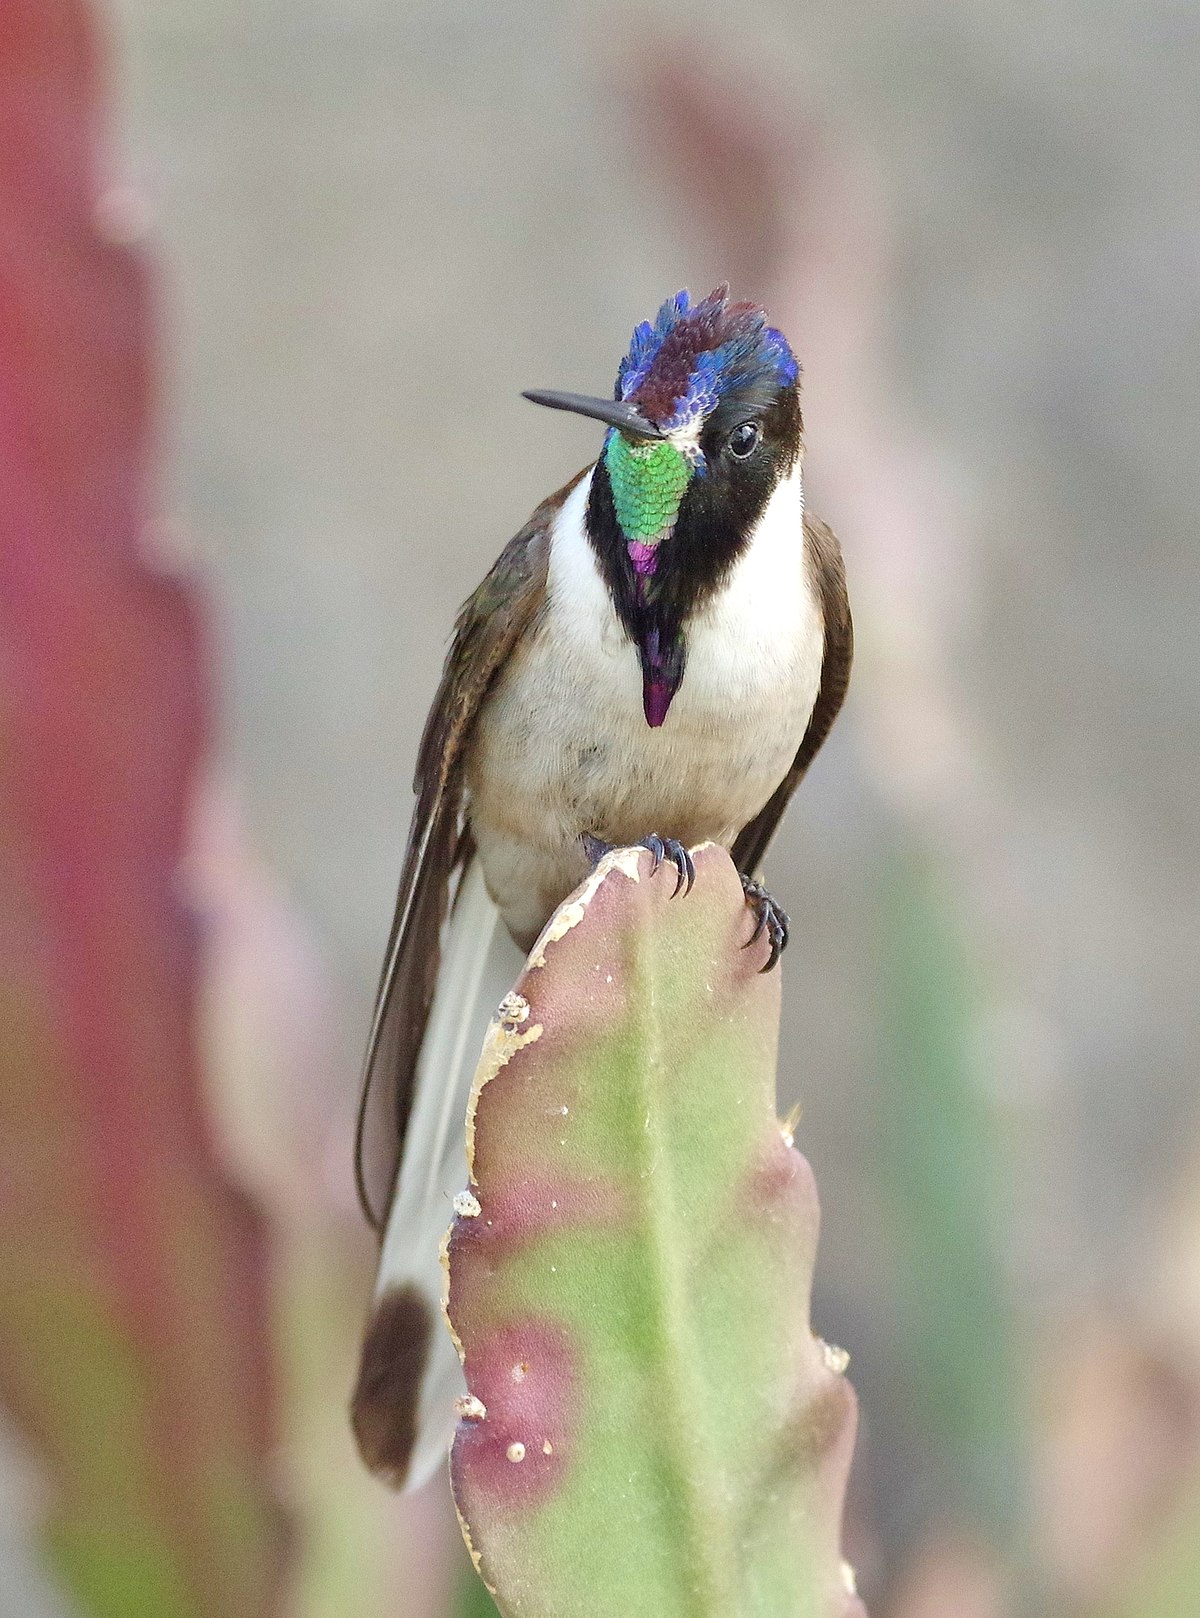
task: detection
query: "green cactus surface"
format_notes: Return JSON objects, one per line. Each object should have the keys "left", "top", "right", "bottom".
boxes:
{"left": 444, "top": 843, "right": 865, "bottom": 1618}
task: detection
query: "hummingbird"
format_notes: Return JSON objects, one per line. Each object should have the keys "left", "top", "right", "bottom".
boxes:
{"left": 351, "top": 286, "right": 852, "bottom": 1490}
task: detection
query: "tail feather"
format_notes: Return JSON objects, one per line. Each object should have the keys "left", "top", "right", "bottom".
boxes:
{"left": 352, "top": 854, "right": 525, "bottom": 1490}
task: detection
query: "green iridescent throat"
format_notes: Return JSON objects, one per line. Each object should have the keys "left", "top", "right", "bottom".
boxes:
{"left": 604, "top": 432, "right": 692, "bottom": 545}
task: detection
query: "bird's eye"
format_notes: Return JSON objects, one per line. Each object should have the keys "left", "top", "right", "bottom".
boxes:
{"left": 727, "top": 421, "right": 761, "bottom": 459}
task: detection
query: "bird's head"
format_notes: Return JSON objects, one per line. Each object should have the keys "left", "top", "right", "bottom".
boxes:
{"left": 526, "top": 285, "right": 801, "bottom": 578}
{"left": 525, "top": 287, "right": 802, "bottom": 727}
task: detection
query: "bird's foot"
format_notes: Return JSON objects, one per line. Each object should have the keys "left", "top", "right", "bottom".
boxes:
{"left": 641, "top": 834, "right": 696, "bottom": 897}
{"left": 740, "top": 875, "right": 789, "bottom": 972}
{"left": 582, "top": 832, "right": 695, "bottom": 898}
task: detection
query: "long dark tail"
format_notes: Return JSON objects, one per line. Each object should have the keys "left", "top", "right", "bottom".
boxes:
{"left": 351, "top": 856, "right": 525, "bottom": 1489}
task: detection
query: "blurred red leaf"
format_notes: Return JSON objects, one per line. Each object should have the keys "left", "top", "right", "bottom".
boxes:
{"left": 0, "top": 4, "right": 287, "bottom": 1615}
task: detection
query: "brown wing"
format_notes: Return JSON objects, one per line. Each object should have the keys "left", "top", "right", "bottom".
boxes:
{"left": 354, "top": 473, "right": 582, "bottom": 1230}
{"left": 732, "top": 512, "right": 853, "bottom": 877}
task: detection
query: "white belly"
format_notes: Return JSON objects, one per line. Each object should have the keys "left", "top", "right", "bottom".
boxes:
{"left": 466, "top": 464, "right": 824, "bottom": 945}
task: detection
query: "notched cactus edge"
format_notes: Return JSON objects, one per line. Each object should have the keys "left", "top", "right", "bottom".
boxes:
{"left": 443, "top": 843, "right": 865, "bottom": 1618}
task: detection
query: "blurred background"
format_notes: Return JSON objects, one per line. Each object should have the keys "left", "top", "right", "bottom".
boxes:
{"left": 2, "top": 1, "right": 1198, "bottom": 1615}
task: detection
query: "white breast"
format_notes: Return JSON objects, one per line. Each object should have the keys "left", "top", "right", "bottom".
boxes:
{"left": 467, "top": 462, "right": 825, "bottom": 944}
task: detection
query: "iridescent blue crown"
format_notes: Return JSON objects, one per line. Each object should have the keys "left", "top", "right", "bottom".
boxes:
{"left": 616, "top": 286, "right": 798, "bottom": 433}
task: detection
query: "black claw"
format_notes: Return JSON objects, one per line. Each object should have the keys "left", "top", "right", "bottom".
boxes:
{"left": 679, "top": 844, "right": 696, "bottom": 896}
{"left": 740, "top": 876, "right": 789, "bottom": 972}
{"left": 619, "top": 834, "right": 695, "bottom": 897}
{"left": 582, "top": 833, "right": 612, "bottom": 868}
{"left": 655, "top": 837, "right": 691, "bottom": 897}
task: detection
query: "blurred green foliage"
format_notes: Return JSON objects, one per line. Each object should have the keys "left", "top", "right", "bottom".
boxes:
{"left": 875, "top": 847, "right": 1031, "bottom": 1565}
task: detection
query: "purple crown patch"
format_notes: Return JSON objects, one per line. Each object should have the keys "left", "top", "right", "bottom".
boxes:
{"left": 615, "top": 286, "right": 798, "bottom": 432}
